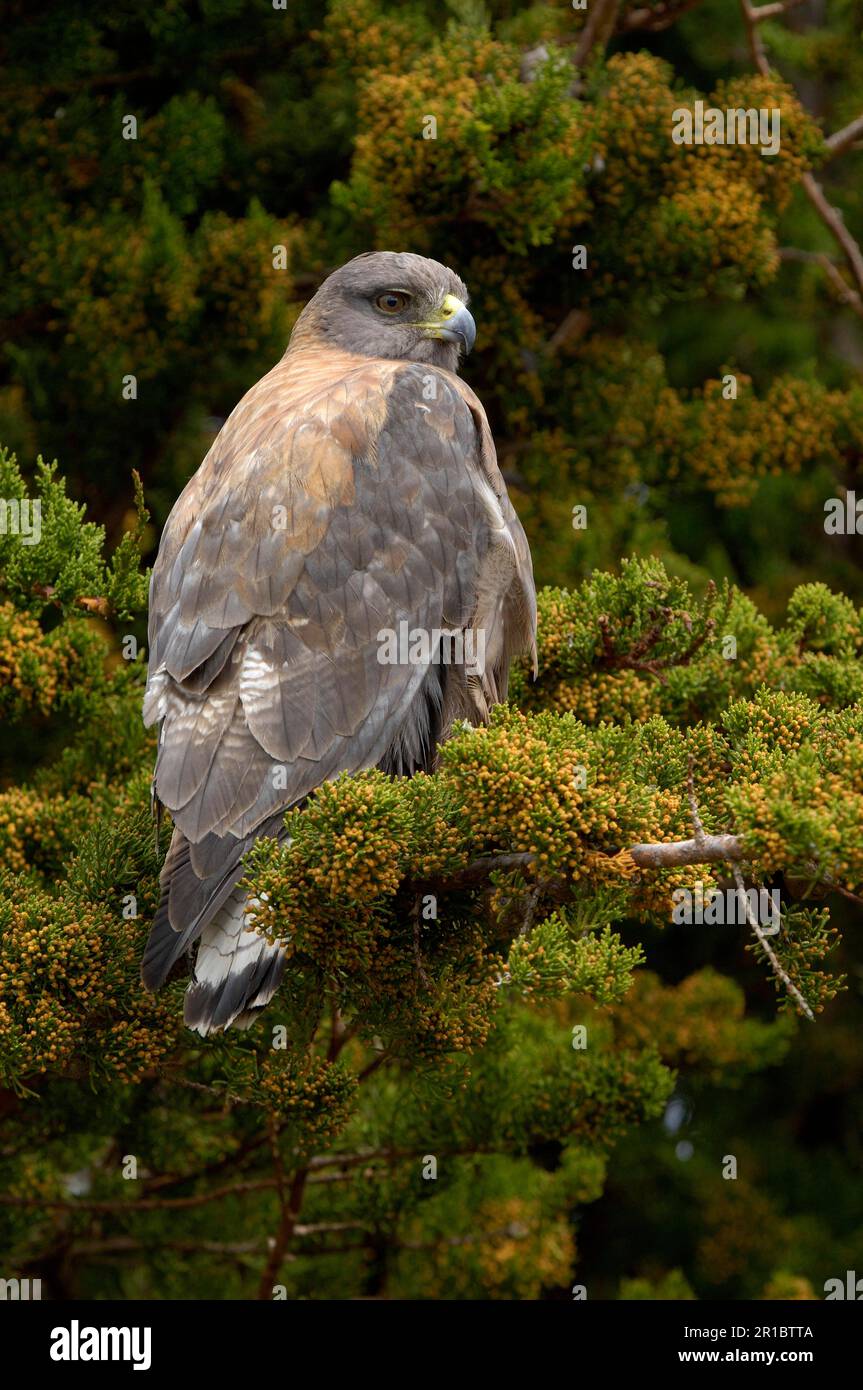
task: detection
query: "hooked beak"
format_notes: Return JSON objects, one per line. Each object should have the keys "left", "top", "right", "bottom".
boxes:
{"left": 418, "top": 294, "right": 477, "bottom": 355}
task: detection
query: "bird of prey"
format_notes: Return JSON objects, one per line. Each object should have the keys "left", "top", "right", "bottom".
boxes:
{"left": 140, "top": 251, "right": 537, "bottom": 1034}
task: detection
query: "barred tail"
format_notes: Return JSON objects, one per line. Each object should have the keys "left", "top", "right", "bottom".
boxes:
{"left": 182, "top": 886, "right": 285, "bottom": 1036}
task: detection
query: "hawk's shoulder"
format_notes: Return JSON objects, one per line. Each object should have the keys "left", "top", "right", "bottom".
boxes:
{"left": 143, "top": 347, "right": 505, "bottom": 842}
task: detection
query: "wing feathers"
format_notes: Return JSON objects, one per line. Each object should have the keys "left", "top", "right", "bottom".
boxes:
{"left": 142, "top": 348, "right": 536, "bottom": 1028}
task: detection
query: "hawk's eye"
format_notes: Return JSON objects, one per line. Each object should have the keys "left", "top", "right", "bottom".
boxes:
{"left": 374, "top": 290, "right": 411, "bottom": 314}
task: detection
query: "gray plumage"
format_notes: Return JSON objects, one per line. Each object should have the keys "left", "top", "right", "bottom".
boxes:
{"left": 141, "top": 252, "right": 536, "bottom": 1033}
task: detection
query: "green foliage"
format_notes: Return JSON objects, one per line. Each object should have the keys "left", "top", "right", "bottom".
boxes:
{"left": 1, "top": 0, "right": 862, "bottom": 1302}
{"left": 506, "top": 916, "right": 644, "bottom": 1004}
{"left": 3, "top": 0, "right": 862, "bottom": 613}
{"left": 0, "top": 449, "right": 106, "bottom": 616}
{"left": 1, "top": 452, "right": 859, "bottom": 1297}
{"left": 620, "top": 1267, "right": 696, "bottom": 1300}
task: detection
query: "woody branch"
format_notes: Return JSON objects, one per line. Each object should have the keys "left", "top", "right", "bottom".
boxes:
{"left": 739, "top": 0, "right": 863, "bottom": 317}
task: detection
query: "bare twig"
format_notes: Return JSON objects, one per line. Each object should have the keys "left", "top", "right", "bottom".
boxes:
{"left": 414, "top": 852, "right": 534, "bottom": 893}
{"left": 620, "top": 0, "right": 706, "bottom": 32}
{"left": 574, "top": 0, "right": 622, "bottom": 67}
{"left": 778, "top": 248, "right": 863, "bottom": 317}
{"left": 740, "top": 0, "right": 771, "bottom": 69}
{"left": 519, "top": 881, "right": 545, "bottom": 937}
{"left": 144, "top": 1130, "right": 272, "bottom": 1191}
{"left": 255, "top": 1006, "right": 361, "bottom": 1298}
{"left": 327, "top": 1008, "right": 354, "bottom": 1062}
{"left": 739, "top": 0, "right": 863, "bottom": 309}
{"left": 0, "top": 1146, "right": 502, "bottom": 1217}
{"left": 628, "top": 834, "right": 744, "bottom": 869}
{"left": 545, "top": 309, "right": 592, "bottom": 354}
{"left": 305, "top": 1144, "right": 491, "bottom": 1173}
{"left": 0, "top": 1179, "right": 280, "bottom": 1212}
{"left": 821, "top": 878, "right": 863, "bottom": 908}
{"left": 732, "top": 866, "right": 815, "bottom": 1021}
{"left": 800, "top": 172, "right": 863, "bottom": 307}
{"left": 267, "top": 1108, "right": 288, "bottom": 1242}
{"left": 255, "top": 1168, "right": 306, "bottom": 1298}
{"left": 686, "top": 762, "right": 707, "bottom": 848}
{"left": 679, "top": 792, "right": 817, "bottom": 1020}
{"left": 824, "top": 114, "right": 863, "bottom": 162}
{"left": 356, "top": 1049, "right": 390, "bottom": 1084}
{"left": 425, "top": 837, "right": 745, "bottom": 892}
{"left": 594, "top": 583, "right": 725, "bottom": 681}
{"left": 751, "top": 0, "right": 810, "bottom": 18}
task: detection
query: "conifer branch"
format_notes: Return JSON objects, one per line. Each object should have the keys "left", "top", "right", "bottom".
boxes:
{"left": 778, "top": 249, "right": 863, "bottom": 317}
{"left": 739, "top": 0, "right": 863, "bottom": 310}
{"left": 144, "top": 1132, "right": 274, "bottom": 1191}
{"left": 686, "top": 763, "right": 708, "bottom": 849}
{"left": 428, "top": 836, "right": 746, "bottom": 892}
{"left": 574, "top": 0, "right": 622, "bottom": 67}
{"left": 750, "top": 0, "right": 810, "bottom": 18}
{"left": 733, "top": 866, "right": 816, "bottom": 1022}
{"left": 624, "top": 835, "right": 745, "bottom": 868}
{"left": 823, "top": 114, "right": 863, "bottom": 162}
{"left": 64, "top": 1221, "right": 532, "bottom": 1267}
{"left": 799, "top": 173, "right": 863, "bottom": 308}
{"left": 0, "top": 1181, "right": 279, "bottom": 1213}
{"left": 256, "top": 1168, "right": 307, "bottom": 1299}
{"left": 620, "top": 0, "right": 706, "bottom": 32}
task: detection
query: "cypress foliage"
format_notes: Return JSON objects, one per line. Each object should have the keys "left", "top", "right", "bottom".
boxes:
{"left": 1, "top": 0, "right": 862, "bottom": 1299}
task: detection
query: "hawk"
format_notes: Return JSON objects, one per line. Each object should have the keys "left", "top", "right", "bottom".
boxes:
{"left": 140, "top": 252, "right": 537, "bottom": 1034}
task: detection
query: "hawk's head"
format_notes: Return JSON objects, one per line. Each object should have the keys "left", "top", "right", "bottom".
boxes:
{"left": 289, "top": 251, "right": 476, "bottom": 372}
